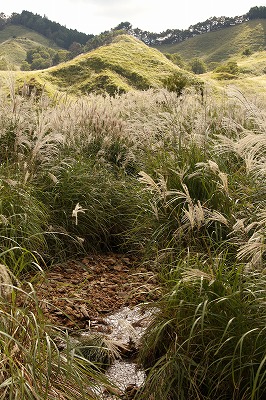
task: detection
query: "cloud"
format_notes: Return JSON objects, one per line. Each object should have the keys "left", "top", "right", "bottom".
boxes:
{"left": 2, "top": 0, "right": 262, "bottom": 35}
{"left": 63, "top": 0, "right": 153, "bottom": 32}
{"left": 67, "top": 0, "right": 149, "bottom": 17}
{"left": 69, "top": 0, "right": 125, "bottom": 4}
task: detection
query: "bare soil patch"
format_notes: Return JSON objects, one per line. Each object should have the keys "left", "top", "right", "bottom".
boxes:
{"left": 33, "top": 253, "right": 160, "bottom": 330}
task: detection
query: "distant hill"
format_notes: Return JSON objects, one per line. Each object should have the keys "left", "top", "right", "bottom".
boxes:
{"left": 0, "top": 8, "right": 265, "bottom": 96}
{"left": 1, "top": 10, "right": 92, "bottom": 49}
{"left": 0, "top": 24, "right": 60, "bottom": 69}
{"left": 153, "top": 19, "right": 266, "bottom": 66}
{"left": 1, "top": 7, "right": 266, "bottom": 71}
{"left": 11, "top": 35, "right": 198, "bottom": 96}
{"left": 105, "top": 6, "right": 266, "bottom": 48}
{"left": 0, "top": 24, "right": 58, "bottom": 46}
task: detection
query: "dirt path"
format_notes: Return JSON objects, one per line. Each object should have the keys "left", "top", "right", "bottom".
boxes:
{"left": 33, "top": 253, "right": 160, "bottom": 330}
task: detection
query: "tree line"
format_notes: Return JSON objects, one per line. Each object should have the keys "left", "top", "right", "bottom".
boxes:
{"left": 116, "top": 6, "right": 266, "bottom": 46}
{"left": 0, "top": 10, "right": 93, "bottom": 49}
{"left": 0, "top": 6, "right": 265, "bottom": 55}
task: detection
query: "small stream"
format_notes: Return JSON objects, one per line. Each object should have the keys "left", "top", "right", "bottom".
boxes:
{"left": 78, "top": 305, "right": 156, "bottom": 398}
{"left": 104, "top": 361, "right": 145, "bottom": 398}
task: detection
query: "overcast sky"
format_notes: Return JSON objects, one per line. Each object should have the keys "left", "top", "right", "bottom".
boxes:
{"left": 1, "top": 1, "right": 265, "bottom": 34}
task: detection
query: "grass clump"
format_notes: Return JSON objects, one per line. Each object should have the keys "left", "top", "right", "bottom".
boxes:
{"left": 0, "top": 178, "right": 49, "bottom": 256}
{"left": 74, "top": 333, "right": 122, "bottom": 371}
{"left": 138, "top": 259, "right": 266, "bottom": 400}
{"left": 34, "top": 158, "right": 143, "bottom": 258}
{"left": 0, "top": 264, "right": 107, "bottom": 399}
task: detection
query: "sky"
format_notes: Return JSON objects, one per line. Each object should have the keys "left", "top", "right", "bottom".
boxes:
{"left": 1, "top": 1, "right": 266, "bottom": 35}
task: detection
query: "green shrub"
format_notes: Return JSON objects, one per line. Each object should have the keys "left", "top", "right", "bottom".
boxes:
{"left": 213, "top": 61, "right": 240, "bottom": 79}
{"left": 189, "top": 57, "right": 207, "bottom": 74}
{"left": 242, "top": 47, "right": 252, "bottom": 56}
{"left": 163, "top": 71, "right": 201, "bottom": 95}
{"left": 0, "top": 57, "right": 9, "bottom": 70}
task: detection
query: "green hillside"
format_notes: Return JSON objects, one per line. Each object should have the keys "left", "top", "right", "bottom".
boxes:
{"left": 0, "top": 24, "right": 59, "bottom": 46}
{"left": 0, "top": 24, "right": 59, "bottom": 69}
{"left": 238, "top": 50, "right": 266, "bottom": 75}
{"left": 2, "top": 22, "right": 266, "bottom": 97}
{"left": 30, "top": 35, "right": 198, "bottom": 95}
{"left": 154, "top": 19, "right": 266, "bottom": 65}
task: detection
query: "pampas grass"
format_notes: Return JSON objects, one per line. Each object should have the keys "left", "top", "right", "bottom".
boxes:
{"left": 0, "top": 81, "right": 265, "bottom": 267}
{"left": 0, "top": 275, "right": 107, "bottom": 399}
{"left": 0, "top": 78, "right": 266, "bottom": 398}
{"left": 138, "top": 259, "right": 266, "bottom": 400}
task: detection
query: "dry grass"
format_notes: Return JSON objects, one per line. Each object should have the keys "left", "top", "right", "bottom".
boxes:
{"left": 0, "top": 84, "right": 265, "bottom": 266}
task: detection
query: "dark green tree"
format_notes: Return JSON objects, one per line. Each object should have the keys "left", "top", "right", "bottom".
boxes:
{"left": 0, "top": 12, "right": 7, "bottom": 30}
{"left": 113, "top": 21, "right": 132, "bottom": 32}
{"left": 190, "top": 58, "right": 207, "bottom": 74}
{"left": 10, "top": 10, "right": 93, "bottom": 49}
{"left": 242, "top": 47, "right": 252, "bottom": 56}
{"left": 52, "top": 50, "right": 69, "bottom": 65}
{"left": 20, "top": 61, "right": 31, "bottom": 71}
{"left": 31, "top": 57, "right": 51, "bottom": 70}
{"left": 248, "top": 6, "right": 266, "bottom": 19}
{"left": 69, "top": 42, "right": 83, "bottom": 58}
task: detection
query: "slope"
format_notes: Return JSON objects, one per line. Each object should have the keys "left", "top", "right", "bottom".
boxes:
{"left": 0, "top": 24, "right": 60, "bottom": 70}
{"left": 154, "top": 19, "right": 266, "bottom": 66}
{"left": 34, "top": 35, "right": 198, "bottom": 95}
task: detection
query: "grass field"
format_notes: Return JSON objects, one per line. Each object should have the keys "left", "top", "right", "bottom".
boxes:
{"left": 0, "top": 35, "right": 199, "bottom": 96}
{"left": 45, "top": 35, "right": 197, "bottom": 94}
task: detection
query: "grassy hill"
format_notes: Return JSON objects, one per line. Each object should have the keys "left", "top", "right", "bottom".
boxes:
{"left": 1, "top": 23, "right": 265, "bottom": 97}
{"left": 0, "top": 24, "right": 59, "bottom": 69}
{"left": 16, "top": 35, "right": 198, "bottom": 96}
{"left": 238, "top": 50, "right": 266, "bottom": 75}
{"left": 154, "top": 19, "right": 266, "bottom": 66}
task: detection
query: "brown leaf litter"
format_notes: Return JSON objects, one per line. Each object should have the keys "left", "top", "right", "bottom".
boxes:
{"left": 32, "top": 253, "right": 160, "bottom": 330}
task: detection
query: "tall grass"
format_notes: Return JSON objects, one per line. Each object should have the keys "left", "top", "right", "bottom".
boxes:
{"left": 0, "top": 177, "right": 49, "bottom": 258}
{"left": 0, "top": 78, "right": 266, "bottom": 398}
{"left": 138, "top": 257, "right": 266, "bottom": 400}
{"left": 0, "top": 84, "right": 265, "bottom": 268}
{"left": 0, "top": 263, "right": 107, "bottom": 400}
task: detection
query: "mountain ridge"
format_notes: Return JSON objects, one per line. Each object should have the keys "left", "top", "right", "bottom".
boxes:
{"left": 0, "top": 8, "right": 265, "bottom": 96}
{"left": 0, "top": 6, "right": 265, "bottom": 51}
{"left": 34, "top": 35, "right": 199, "bottom": 95}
